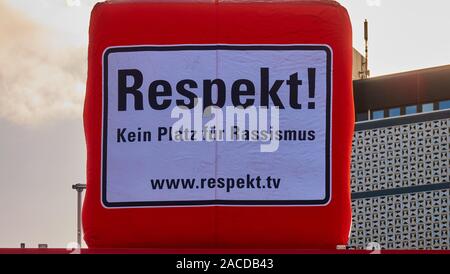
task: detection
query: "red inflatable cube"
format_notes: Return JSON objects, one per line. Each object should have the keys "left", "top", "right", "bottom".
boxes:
{"left": 83, "top": 0, "right": 354, "bottom": 249}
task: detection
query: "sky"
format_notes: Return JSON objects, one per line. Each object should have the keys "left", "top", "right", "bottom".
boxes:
{"left": 0, "top": 0, "right": 449, "bottom": 248}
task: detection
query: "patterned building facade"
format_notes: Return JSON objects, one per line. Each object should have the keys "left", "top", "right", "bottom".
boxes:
{"left": 348, "top": 65, "right": 450, "bottom": 250}
{"left": 349, "top": 112, "right": 449, "bottom": 249}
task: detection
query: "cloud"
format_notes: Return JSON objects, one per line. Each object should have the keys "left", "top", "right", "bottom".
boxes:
{"left": 0, "top": 0, "right": 87, "bottom": 126}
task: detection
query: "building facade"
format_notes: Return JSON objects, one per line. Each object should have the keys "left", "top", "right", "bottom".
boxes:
{"left": 352, "top": 48, "right": 366, "bottom": 80}
{"left": 349, "top": 65, "right": 450, "bottom": 249}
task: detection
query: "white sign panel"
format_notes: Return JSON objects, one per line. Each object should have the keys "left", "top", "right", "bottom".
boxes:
{"left": 102, "top": 45, "right": 332, "bottom": 207}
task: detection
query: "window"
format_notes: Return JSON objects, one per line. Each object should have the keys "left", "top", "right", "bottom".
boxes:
{"left": 356, "top": 112, "right": 369, "bottom": 122}
{"left": 364, "top": 101, "right": 446, "bottom": 122}
{"left": 405, "top": 105, "right": 418, "bottom": 115}
{"left": 438, "top": 100, "right": 450, "bottom": 110}
{"left": 388, "top": 107, "right": 401, "bottom": 118}
{"left": 372, "top": 110, "right": 384, "bottom": 120}
{"left": 422, "top": 103, "right": 434, "bottom": 113}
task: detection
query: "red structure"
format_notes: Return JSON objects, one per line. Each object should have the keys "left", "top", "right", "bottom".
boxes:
{"left": 1, "top": 249, "right": 450, "bottom": 254}
{"left": 83, "top": 0, "right": 354, "bottom": 249}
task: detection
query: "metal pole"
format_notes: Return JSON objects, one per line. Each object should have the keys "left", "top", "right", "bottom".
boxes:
{"left": 363, "top": 19, "right": 370, "bottom": 78}
{"left": 77, "top": 189, "right": 82, "bottom": 246}
{"left": 72, "top": 184, "right": 86, "bottom": 248}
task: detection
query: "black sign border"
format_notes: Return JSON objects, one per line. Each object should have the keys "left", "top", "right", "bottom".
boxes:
{"left": 102, "top": 45, "right": 332, "bottom": 208}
